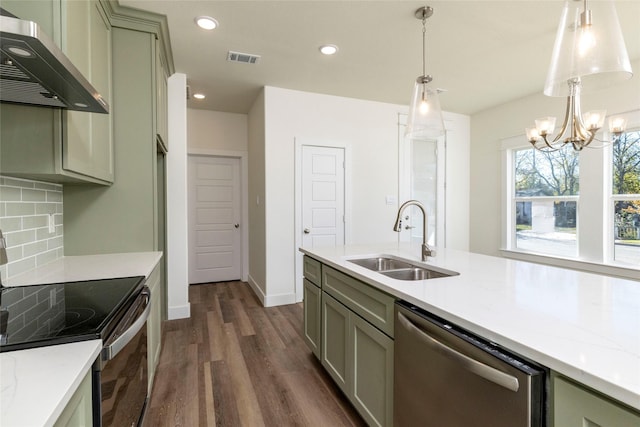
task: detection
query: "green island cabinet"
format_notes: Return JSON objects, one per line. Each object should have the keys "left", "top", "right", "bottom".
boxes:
{"left": 303, "top": 256, "right": 322, "bottom": 358}
{"left": 52, "top": 369, "right": 93, "bottom": 427}
{"left": 146, "top": 261, "right": 163, "bottom": 392}
{"left": 553, "top": 374, "right": 640, "bottom": 427}
{"left": 0, "top": 0, "right": 114, "bottom": 184}
{"left": 303, "top": 256, "right": 394, "bottom": 427}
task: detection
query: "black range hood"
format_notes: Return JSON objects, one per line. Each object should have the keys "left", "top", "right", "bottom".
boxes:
{"left": 0, "top": 10, "right": 108, "bottom": 114}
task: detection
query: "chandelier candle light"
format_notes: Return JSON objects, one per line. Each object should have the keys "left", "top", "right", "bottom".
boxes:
{"left": 405, "top": 6, "right": 445, "bottom": 139}
{"left": 526, "top": 0, "right": 632, "bottom": 151}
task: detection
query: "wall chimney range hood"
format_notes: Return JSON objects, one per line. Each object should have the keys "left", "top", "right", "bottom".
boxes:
{"left": 0, "top": 11, "right": 108, "bottom": 114}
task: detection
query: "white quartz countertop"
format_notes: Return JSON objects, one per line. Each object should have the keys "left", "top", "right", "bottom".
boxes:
{"left": 3, "top": 251, "right": 163, "bottom": 286}
{"left": 1, "top": 252, "right": 162, "bottom": 426}
{"left": 1, "top": 340, "right": 102, "bottom": 427}
{"left": 300, "top": 243, "right": 640, "bottom": 411}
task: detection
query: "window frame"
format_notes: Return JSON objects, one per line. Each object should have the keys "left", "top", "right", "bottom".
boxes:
{"left": 606, "top": 121, "right": 640, "bottom": 265}
{"left": 501, "top": 109, "right": 640, "bottom": 280}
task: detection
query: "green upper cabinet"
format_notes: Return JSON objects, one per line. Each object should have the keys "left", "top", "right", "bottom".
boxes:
{"left": 0, "top": 0, "right": 114, "bottom": 184}
{"left": 62, "top": 0, "right": 114, "bottom": 182}
{"left": 155, "top": 39, "right": 169, "bottom": 151}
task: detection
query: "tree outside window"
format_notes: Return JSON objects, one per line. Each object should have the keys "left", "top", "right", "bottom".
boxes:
{"left": 513, "top": 146, "right": 579, "bottom": 257}
{"left": 612, "top": 130, "right": 640, "bottom": 265}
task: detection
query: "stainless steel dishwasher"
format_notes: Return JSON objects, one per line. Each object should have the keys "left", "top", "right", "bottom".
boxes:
{"left": 395, "top": 301, "right": 547, "bottom": 427}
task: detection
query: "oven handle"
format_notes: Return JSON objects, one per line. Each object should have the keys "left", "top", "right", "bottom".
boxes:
{"left": 102, "top": 287, "right": 151, "bottom": 361}
{"left": 397, "top": 311, "right": 520, "bottom": 392}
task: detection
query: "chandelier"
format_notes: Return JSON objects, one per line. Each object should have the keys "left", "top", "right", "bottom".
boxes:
{"left": 526, "top": 0, "right": 632, "bottom": 151}
{"left": 405, "top": 6, "right": 444, "bottom": 140}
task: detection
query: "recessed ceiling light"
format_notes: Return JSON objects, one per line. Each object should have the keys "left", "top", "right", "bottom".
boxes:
{"left": 193, "top": 93, "right": 206, "bottom": 100}
{"left": 319, "top": 44, "right": 338, "bottom": 55}
{"left": 195, "top": 16, "right": 218, "bottom": 30}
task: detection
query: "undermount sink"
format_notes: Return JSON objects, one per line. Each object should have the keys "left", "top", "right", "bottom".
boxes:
{"left": 381, "top": 267, "right": 450, "bottom": 281}
{"left": 347, "top": 256, "right": 459, "bottom": 281}
{"left": 348, "top": 257, "right": 413, "bottom": 271}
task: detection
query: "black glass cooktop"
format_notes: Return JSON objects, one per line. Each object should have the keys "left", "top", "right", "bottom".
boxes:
{"left": 0, "top": 276, "right": 144, "bottom": 352}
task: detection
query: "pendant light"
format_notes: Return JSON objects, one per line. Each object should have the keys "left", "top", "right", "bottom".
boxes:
{"left": 405, "top": 6, "right": 445, "bottom": 140}
{"left": 525, "top": 0, "right": 632, "bottom": 151}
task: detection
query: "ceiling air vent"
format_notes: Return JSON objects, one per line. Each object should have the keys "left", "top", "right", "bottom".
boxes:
{"left": 227, "top": 51, "right": 261, "bottom": 64}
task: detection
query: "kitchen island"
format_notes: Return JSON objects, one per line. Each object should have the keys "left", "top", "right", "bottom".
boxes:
{"left": 300, "top": 243, "right": 640, "bottom": 415}
{"left": 0, "top": 252, "right": 162, "bottom": 427}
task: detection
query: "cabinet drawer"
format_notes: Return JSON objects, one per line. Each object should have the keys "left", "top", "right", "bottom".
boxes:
{"left": 554, "top": 375, "right": 640, "bottom": 427}
{"left": 323, "top": 266, "right": 395, "bottom": 338}
{"left": 303, "top": 256, "right": 322, "bottom": 287}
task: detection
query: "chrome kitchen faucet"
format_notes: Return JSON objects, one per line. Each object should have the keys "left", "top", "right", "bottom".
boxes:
{"left": 393, "top": 200, "right": 435, "bottom": 261}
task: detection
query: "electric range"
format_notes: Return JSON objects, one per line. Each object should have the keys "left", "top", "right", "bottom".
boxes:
{"left": 0, "top": 276, "right": 145, "bottom": 352}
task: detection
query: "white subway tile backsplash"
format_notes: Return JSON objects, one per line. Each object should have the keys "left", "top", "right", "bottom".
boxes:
{"left": 0, "top": 176, "right": 64, "bottom": 283}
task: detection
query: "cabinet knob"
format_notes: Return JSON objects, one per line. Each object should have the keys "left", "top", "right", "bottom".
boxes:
{"left": 303, "top": 228, "right": 310, "bottom": 234}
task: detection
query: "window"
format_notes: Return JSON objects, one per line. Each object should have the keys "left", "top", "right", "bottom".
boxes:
{"left": 612, "top": 130, "right": 640, "bottom": 265}
{"left": 502, "top": 110, "right": 640, "bottom": 276}
{"left": 513, "top": 147, "right": 579, "bottom": 257}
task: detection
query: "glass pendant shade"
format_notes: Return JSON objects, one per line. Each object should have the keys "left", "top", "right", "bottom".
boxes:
{"left": 544, "top": 0, "right": 632, "bottom": 97}
{"left": 406, "top": 79, "right": 445, "bottom": 139}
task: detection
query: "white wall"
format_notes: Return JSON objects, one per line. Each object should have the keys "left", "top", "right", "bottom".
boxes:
{"left": 187, "top": 109, "right": 248, "bottom": 151}
{"left": 443, "top": 112, "right": 471, "bottom": 250}
{"left": 166, "top": 73, "right": 190, "bottom": 319}
{"left": 253, "top": 86, "right": 470, "bottom": 306}
{"left": 469, "top": 58, "right": 640, "bottom": 257}
{"left": 247, "top": 90, "right": 267, "bottom": 297}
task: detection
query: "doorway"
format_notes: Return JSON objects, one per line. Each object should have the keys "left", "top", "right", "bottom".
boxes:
{"left": 295, "top": 142, "right": 347, "bottom": 300}
{"left": 398, "top": 116, "right": 445, "bottom": 248}
{"left": 188, "top": 155, "right": 243, "bottom": 283}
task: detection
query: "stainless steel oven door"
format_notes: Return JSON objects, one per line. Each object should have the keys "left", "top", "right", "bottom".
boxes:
{"left": 93, "top": 286, "right": 150, "bottom": 427}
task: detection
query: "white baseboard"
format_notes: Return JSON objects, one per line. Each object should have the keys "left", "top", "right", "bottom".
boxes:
{"left": 168, "top": 303, "right": 191, "bottom": 320}
{"left": 246, "top": 274, "right": 298, "bottom": 307}
{"left": 247, "top": 274, "right": 266, "bottom": 305}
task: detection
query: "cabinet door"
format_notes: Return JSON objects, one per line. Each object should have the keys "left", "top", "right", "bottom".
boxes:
{"left": 62, "top": 0, "right": 114, "bottom": 182}
{"left": 554, "top": 376, "right": 640, "bottom": 427}
{"left": 52, "top": 369, "right": 93, "bottom": 427}
{"left": 321, "top": 291, "right": 351, "bottom": 395}
{"left": 156, "top": 41, "right": 169, "bottom": 150}
{"left": 146, "top": 263, "right": 162, "bottom": 393}
{"left": 303, "top": 279, "right": 321, "bottom": 358}
{"left": 351, "top": 314, "right": 394, "bottom": 427}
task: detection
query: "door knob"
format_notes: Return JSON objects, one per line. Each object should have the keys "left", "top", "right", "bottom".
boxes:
{"left": 303, "top": 228, "right": 310, "bottom": 234}
{"left": 234, "top": 223, "right": 240, "bottom": 228}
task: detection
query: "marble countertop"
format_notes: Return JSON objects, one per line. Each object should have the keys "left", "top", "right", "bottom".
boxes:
{"left": 300, "top": 243, "right": 640, "bottom": 411}
{"left": 1, "top": 252, "right": 162, "bottom": 426}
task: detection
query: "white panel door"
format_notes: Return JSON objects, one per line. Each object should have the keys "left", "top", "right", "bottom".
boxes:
{"left": 188, "top": 156, "right": 241, "bottom": 283}
{"left": 302, "top": 146, "right": 345, "bottom": 248}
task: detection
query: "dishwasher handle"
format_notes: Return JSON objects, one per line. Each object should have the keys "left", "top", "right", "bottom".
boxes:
{"left": 102, "top": 287, "right": 151, "bottom": 361}
{"left": 397, "top": 311, "right": 520, "bottom": 392}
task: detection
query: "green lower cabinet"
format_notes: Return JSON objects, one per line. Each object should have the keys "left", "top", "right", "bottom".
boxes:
{"left": 53, "top": 369, "right": 93, "bottom": 427}
{"left": 321, "top": 292, "right": 350, "bottom": 394}
{"left": 553, "top": 375, "right": 640, "bottom": 427}
{"left": 321, "top": 291, "right": 394, "bottom": 427}
{"left": 303, "top": 278, "right": 322, "bottom": 359}
{"left": 147, "top": 262, "right": 163, "bottom": 393}
{"left": 351, "top": 313, "right": 393, "bottom": 427}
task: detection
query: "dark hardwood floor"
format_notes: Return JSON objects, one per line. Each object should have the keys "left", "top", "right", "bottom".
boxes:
{"left": 143, "top": 281, "right": 366, "bottom": 427}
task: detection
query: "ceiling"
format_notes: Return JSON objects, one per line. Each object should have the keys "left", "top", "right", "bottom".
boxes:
{"left": 118, "top": 0, "right": 640, "bottom": 116}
